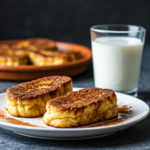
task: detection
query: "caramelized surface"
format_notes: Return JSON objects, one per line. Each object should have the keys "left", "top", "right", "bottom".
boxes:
{"left": 48, "top": 88, "right": 116, "bottom": 110}
{"left": 28, "top": 50, "right": 80, "bottom": 66}
{"left": 0, "top": 38, "right": 83, "bottom": 66}
{"left": 0, "top": 44, "right": 29, "bottom": 65}
{"left": 6, "top": 76, "right": 73, "bottom": 117}
{"left": 44, "top": 88, "right": 118, "bottom": 127}
{"left": 17, "top": 37, "right": 56, "bottom": 50}
{"left": 30, "top": 50, "right": 72, "bottom": 59}
{"left": 7, "top": 76, "right": 72, "bottom": 100}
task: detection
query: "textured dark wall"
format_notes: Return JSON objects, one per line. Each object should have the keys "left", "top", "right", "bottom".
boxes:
{"left": 0, "top": 0, "right": 149, "bottom": 44}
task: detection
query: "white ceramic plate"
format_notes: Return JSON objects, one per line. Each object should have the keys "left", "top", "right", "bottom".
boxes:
{"left": 0, "top": 88, "right": 149, "bottom": 140}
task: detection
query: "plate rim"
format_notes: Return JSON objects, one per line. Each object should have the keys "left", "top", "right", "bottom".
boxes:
{"left": 13, "top": 131, "right": 117, "bottom": 140}
{"left": 0, "top": 88, "right": 149, "bottom": 132}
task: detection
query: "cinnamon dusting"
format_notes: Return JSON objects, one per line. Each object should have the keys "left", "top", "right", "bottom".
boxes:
{"left": 0, "top": 105, "right": 133, "bottom": 128}
{"left": 85, "top": 105, "right": 133, "bottom": 128}
{"left": 0, "top": 109, "right": 46, "bottom": 128}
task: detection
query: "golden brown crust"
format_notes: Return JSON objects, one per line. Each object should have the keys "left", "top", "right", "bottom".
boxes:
{"left": 28, "top": 50, "right": 80, "bottom": 66}
{"left": 0, "top": 54, "right": 27, "bottom": 59}
{"left": 29, "top": 50, "right": 71, "bottom": 59}
{"left": 0, "top": 44, "right": 29, "bottom": 51}
{"left": 48, "top": 88, "right": 116, "bottom": 110}
{"left": 6, "top": 76, "right": 73, "bottom": 118}
{"left": 28, "top": 49, "right": 83, "bottom": 65}
{"left": 28, "top": 38, "right": 56, "bottom": 50}
{"left": 7, "top": 76, "right": 72, "bottom": 100}
{"left": 48, "top": 111, "right": 118, "bottom": 128}
{"left": 0, "top": 38, "right": 83, "bottom": 66}
{"left": 0, "top": 44, "right": 29, "bottom": 65}
{"left": 17, "top": 37, "right": 57, "bottom": 50}
{"left": 44, "top": 88, "right": 118, "bottom": 127}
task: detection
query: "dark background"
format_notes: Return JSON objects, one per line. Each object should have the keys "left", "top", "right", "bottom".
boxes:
{"left": 0, "top": 0, "right": 150, "bottom": 46}
{"left": 0, "top": 1, "right": 150, "bottom": 149}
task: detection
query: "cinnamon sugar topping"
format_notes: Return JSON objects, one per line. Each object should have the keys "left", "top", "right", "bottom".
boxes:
{"left": 7, "top": 76, "right": 72, "bottom": 100}
{"left": 48, "top": 88, "right": 116, "bottom": 110}
{"left": 0, "top": 109, "right": 46, "bottom": 128}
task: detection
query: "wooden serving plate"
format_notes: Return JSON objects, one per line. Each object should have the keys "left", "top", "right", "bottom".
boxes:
{"left": 0, "top": 40, "right": 92, "bottom": 81}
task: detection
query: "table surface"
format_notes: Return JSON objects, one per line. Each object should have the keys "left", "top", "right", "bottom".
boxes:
{"left": 0, "top": 44, "right": 150, "bottom": 150}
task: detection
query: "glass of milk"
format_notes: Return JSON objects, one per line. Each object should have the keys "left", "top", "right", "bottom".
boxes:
{"left": 90, "top": 25, "right": 146, "bottom": 97}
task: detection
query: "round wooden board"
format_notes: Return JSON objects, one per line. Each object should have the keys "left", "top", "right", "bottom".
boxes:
{"left": 0, "top": 40, "right": 92, "bottom": 81}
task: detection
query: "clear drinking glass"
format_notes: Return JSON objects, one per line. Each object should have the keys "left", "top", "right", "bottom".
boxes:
{"left": 90, "top": 25, "right": 146, "bottom": 97}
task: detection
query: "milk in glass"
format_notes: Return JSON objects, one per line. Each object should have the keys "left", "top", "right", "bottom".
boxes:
{"left": 92, "top": 37, "right": 144, "bottom": 92}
